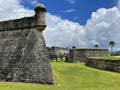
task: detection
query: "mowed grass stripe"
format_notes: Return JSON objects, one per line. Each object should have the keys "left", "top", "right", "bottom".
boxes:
{"left": 0, "top": 62, "right": 120, "bottom": 90}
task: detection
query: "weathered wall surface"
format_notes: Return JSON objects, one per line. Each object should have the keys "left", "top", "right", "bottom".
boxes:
{"left": 0, "top": 4, "right": 54, "bottom": 84}
{"left": 68, "top": 48, "right": 109, "bottom": 63}
{"left": 86, "top": 59, "right": 120, "bottom": 73}
{"left": 0, "top": 17, "right": 35, "bottom": 30}
{"left": 47, "top": 47, "right": 68, "bottom": 60}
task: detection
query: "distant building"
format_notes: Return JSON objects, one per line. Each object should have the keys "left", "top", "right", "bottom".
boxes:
{"left": 47, "top": 46, "right": 69, "bottom": 61}
{"left": 68, "top": 48, "right": 110, "bottom": 63}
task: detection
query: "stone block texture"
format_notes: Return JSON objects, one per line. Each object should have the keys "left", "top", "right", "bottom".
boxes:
{"left": 47, "top": 47, "right": 68, "bottom": 59}
{"left": 68, "top": 48, "right": 109, "bottom": 63}
{"left": 0, "top": 3, "right": 54, "bottom": 84}
{"left": 86, "top": 59, "right": 120, "bottom": 73}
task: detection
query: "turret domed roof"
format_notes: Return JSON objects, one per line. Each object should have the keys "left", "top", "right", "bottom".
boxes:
{"left": 34, "top": 3, "right": 46, "bottom": 11}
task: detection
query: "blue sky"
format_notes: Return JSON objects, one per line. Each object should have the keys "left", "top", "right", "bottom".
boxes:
{"left": 21, "top": 0, "right": 117, "bottom": 25}
{"left": 0, "top": 0, "right": 120, "bottom": 51}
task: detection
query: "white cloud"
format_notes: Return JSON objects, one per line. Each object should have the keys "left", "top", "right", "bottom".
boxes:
{"left": 21, "top": 0, "right": 38, "bottom": 5}
{"left": 0, "top": 0, "right": 120, "bottom": 51}
{"left": 66, "top": 0, "right": 76, "bottom": 4}
{"left": 85, "top": 7, "right": 120, "bottom": 49}
{"left": 44, "top": 6, "right": 120, "bottom": 50}
{"left": 117, "top": 0, "right": 120, "bottom": 9}
{"left": 44, "top": 13, "right": 86, "bottom": 48}
{"left": 0, "top": 0, "right": 34, "bottom": 21}
{"left": 30, "top": 0, "right": 38, "bottom": 5}
{"left": 64, "top": 9, "right": 75, "bottom": 13}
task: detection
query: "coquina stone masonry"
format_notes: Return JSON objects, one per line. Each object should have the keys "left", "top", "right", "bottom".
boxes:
{"left": 68, "top": 48, "right": 109, "bottom": 63}
{"left": 86, "top": 58, "right": 120, "bottom": 73}
{"left": 0, "top": 4, "right": 55, "bottom": 84}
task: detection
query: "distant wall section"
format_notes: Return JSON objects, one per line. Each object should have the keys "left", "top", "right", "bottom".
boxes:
{"left": 47, "top": 47, "right": 68, "bottom": 60}
{"left": 86, "top": 58, "right": 120, "bottom": 73}
{"left": 68, "top": 48, "right": 109, "bottom": 63}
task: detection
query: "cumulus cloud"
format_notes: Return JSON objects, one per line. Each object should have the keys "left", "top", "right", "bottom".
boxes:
{"left": 117, "top": 0, "right": 120, "bottom": 9}
{"left": 0, "top": 0, "right": 34, "bottom": 21}
{"left": 44, "top": 6, "right": 120, "bottom": 50}
{"left": 63, "top": 9, "right": 75, "bottom": 13}
{"left": 66, "top": 0, "right": 76, "bottom": 4}
{"left": 21, "top": 0, "right": 38, "bottom": 5}
{"left": 85, "top": 7, "right": 120, "bottom": 50}
{"left": 30, "top": 0, "right": 38, "bottom": 5}
{"left": 44, "top": 13, "right": 86, "bottom": 48}
{"left": 0, "top": 0, "right": 120, "bottom": 51}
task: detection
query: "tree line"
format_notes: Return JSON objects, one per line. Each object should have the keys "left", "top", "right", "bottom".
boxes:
{"left": 94, "top": 41, "right": 115, "bottom": 52}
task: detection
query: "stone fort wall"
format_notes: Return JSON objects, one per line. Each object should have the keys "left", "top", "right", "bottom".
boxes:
{"left": 0, "top": 4, "right": 54, "bottom": 84}
{"left": 68, "top": 48, "right": 109, "bottom": 63}
{"left": 47, "top": 47, "right": 68, "bottom": 60}
{"left": 86, "top": 58, "right": 120, "bottom": 73}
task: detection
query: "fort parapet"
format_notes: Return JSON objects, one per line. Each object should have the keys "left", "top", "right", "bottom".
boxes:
{"left": 86, "top": 58, "right": 120, "bottom": 73}
{"left": 0, "top": 4, "right": 54, "bottom": 84}
{"left": 47, "top": 46, "right": 69, "bottom": 60}
{"left": 68, "top": 48, "right": 110, "bottom": 63}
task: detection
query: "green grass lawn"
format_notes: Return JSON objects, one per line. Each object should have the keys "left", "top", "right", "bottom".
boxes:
{"left": 0, "top": 62, "right": 120, "bottom": 90}
{"left": 93, "top": 56, "right": 120, "bottom": 60}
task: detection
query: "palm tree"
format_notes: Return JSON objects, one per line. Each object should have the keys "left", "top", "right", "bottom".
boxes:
{"left": 72, "top": 46, "right": 76, "bottom": 49}
{"left": 94, "top": 44, "right": 99, "bottom": 48}
{"left": 109, "top": 41, "right": 115, "bottom": 52}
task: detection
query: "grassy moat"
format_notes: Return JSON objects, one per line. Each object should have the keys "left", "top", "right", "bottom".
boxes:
{"left": 0, "top": 62, "right": 120, "bottom": 90}
{"left": 93, "top": 56, "right": 120, "bottom": 60}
